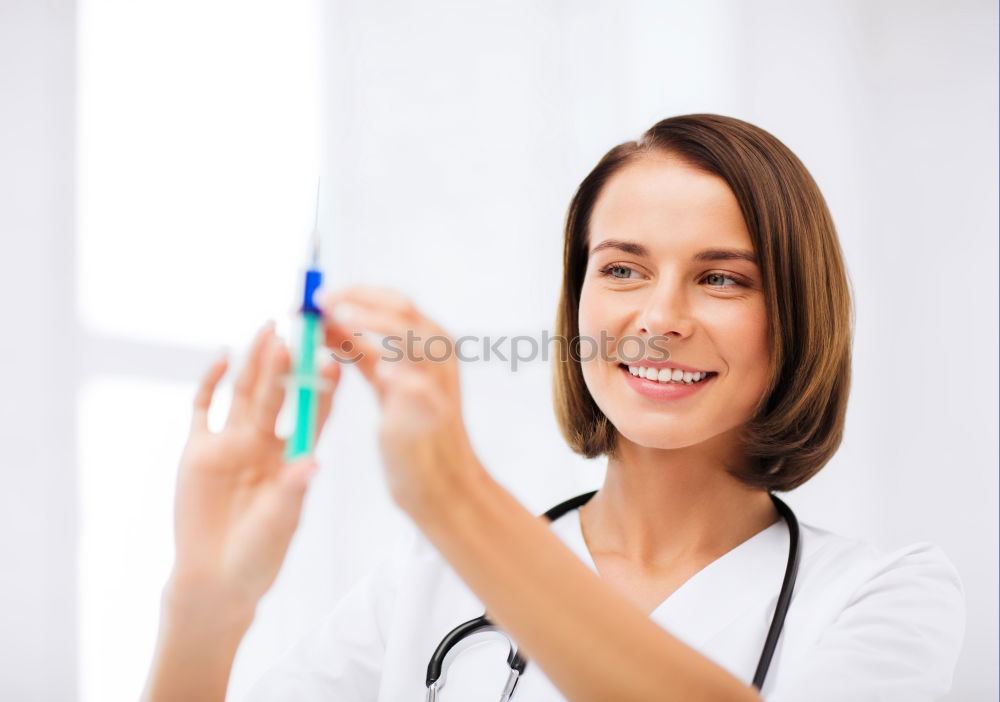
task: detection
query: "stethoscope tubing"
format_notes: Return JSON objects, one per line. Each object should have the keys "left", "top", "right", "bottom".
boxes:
{"left": 751, "top": 492, "right": 800, "bottom": 689}
{"left": 424, "top": 490, "right": 800, "bottom": 699}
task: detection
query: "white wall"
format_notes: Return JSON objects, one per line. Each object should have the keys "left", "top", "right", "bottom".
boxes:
{"left": 73, "top": 2, "right": 323, "bottom": 700}
{"left": 0, "top": 1, "right": 77, "bottom": 700}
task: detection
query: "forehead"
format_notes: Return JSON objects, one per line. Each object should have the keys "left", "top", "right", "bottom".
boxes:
{"left": 588, "top": 154, "right": 751, "bottom": 252}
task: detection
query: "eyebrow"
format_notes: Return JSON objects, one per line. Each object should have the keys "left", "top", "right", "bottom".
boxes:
{"left": 589, "top": 239, "right": 758, "bottom": 265}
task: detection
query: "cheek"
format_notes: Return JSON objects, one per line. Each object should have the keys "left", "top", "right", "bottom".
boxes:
{"left": 578, "top": 280, "right": 634, "bottom": 333}
{"left": 576, "top": 284, "right": 600, "bottom": 336}
{"left": 716, "top": 302, "right": 770, "bottom": 382}
{"left": 576, "top": 288, "right": 604, "bottom": 353}
{"left": 577, "top": 286, "right": 627, "bottom": 364}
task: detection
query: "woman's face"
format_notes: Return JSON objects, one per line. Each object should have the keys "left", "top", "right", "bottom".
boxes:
{"left": 577, "top": 153, "right": 770, "bottom": 452}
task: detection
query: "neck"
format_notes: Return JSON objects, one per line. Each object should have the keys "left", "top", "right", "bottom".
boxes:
{"left": 579, "top": 431, "right": 780, "bottom": 569}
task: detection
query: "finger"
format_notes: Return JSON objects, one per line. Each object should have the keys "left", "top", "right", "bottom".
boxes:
{"left": 329, "top": 303, "right": 422, "bottom": 348}
{"left": 325, "top": 316, "right": 383, "bottom": 374}
{"left": 239, "top": 458, "right": 319, "bottom": 586}
{"left": 330, "top": 300, "right": 453, "bottom": 367}
{"left": 228, "top": 322, "right": 276, "bottom": 427}
{"left": 279, "top": 457, "right": 318, "bottom": 506}
{"left": 313, "top": 358, "right": 343, "bottom": 440}
{"left": 324, "top": 290, "right": 451, "bottom": 345}
{"left": 251, "top": 337, "right": 290, "bottom": 436}
{"left": 331, "top": 304, "right": 457, "bottom": 384}
{"left": 267, "top": 459, "right": 317, "bottom": 525}
{"left": 322, "top": 285, "right": 416, "bottom": 318}
{"left": 324, "top": 320, "right": 392, "bottom": 398}
{"left": 191, "top": 353, "right": 229, "bottom": 432}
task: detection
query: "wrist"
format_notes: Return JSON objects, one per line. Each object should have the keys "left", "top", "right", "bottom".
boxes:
{"left": 162, "top": 576, "right": 258, "bottom": 637}
{"left": 143, "top": 582, "right": 254, "bottom": 702}
{"left": 390, "top": 421, "right": 494, "bottom": 526}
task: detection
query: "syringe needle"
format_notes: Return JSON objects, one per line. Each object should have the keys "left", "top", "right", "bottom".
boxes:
{"left": 310, "top": 177, "right": 321, "bottom": 266}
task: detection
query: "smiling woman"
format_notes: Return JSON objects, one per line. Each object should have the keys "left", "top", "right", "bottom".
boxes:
{"left": 142, "top": 114, "right": 964, "bottom": 702}
{"left": 555, "top": 115, "right": 853, "bottom": 493}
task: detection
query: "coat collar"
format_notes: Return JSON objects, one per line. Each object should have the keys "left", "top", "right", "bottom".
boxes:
{"left": 555, "top": 507, "right": 791, "bottom": 649}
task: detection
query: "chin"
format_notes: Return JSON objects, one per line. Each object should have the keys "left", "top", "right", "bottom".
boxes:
{"left": 609, "top": 415, "right": 710, "bottom": 451}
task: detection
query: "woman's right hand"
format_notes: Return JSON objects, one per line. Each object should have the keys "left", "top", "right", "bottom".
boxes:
{"left": 168, "top": 322, "right": 342, "bottom": 613}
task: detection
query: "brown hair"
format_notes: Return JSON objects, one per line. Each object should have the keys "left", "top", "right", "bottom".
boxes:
{"left": 552, "top": 114, "right": 854, "bottom": 492}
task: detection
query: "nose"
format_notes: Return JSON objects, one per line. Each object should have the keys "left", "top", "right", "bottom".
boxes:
{"left": 637, "top": 278, "right": 694, "bottom": 340}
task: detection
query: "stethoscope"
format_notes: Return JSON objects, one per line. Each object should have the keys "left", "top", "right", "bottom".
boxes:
{"left": 424, "top": 490, "right": 801, "bottom": 701}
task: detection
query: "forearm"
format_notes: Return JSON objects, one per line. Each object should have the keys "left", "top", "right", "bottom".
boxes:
{"left": 409, "top": 470, "right": 762, "bottom": 702}
{"left": 141, "top": 582, "right": 255, "bottom": 702}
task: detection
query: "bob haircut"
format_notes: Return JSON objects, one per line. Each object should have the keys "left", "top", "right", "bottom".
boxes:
{"left": 552, "top": 114, "right": 854, "bottom": 493}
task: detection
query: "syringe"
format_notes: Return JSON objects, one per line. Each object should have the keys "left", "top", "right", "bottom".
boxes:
{"left": 285, "top": 181, "right": 324, "bottom": 459}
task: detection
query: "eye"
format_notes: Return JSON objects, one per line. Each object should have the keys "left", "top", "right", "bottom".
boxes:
{"left": 701, "top": 272, "right": 746, "bottom": 288}
{"left": 599, "top": 263, "right": 641, "bottom": 280}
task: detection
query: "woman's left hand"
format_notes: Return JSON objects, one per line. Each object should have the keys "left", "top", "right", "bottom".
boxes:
{"left": 320, "top": 286, "right": 484, "bottom": 522}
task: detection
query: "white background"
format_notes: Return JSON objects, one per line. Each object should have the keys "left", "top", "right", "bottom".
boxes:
{"left": 0, "top": 1, "right": 996, "bottom": 700}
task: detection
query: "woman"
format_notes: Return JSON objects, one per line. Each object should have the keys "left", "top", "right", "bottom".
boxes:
{"left": 142, "top": 114, "right": 965, "bottom": 701}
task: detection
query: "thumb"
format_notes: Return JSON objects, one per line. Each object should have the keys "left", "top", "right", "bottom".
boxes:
{"left": 259, "top": 458, "right": 319, "bottom": 540}
{"left": 223, "top": 458, "right": 320, "bottom": 601}
{"left": 277, "top": 458, "right": 319, "bottom": 508}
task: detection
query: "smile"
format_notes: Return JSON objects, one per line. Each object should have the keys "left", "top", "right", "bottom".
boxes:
{"left": 618, "top": 364, "right": 718, "bottom": 401}
{"left": 623, "top": 364, "right": 716, "bottom": 385}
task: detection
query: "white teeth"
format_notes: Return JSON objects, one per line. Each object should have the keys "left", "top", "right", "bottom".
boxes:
{"left": 625, "top": 366, "right": 712, "bottom": 385}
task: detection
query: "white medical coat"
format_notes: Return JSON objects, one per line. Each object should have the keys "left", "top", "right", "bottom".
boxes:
{"left": 244, "top": 506, "right": 965, "bottom": 701}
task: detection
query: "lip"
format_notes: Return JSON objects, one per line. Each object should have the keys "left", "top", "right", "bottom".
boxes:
{"left": 620, "top": 364, "right": 717, "bottom": 401}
